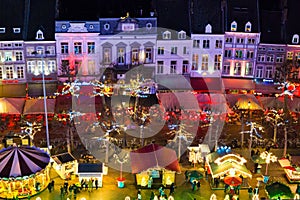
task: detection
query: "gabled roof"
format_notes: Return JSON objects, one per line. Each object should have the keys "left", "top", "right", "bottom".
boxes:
{"left": 130, "top": 143, "right": 180, "bottom": 174}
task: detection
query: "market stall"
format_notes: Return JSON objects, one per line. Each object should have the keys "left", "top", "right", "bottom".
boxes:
{"left": 206, "top": 152, "right": 252, "bottom": 189}
{"left": 77, "top": 163, "right": 107, "bottom": 188}
{"left": 187, "top": 144, "right": 210, "bottom": 166}
{"left": 51, "top": 152, "right": 78, "bottom": 180}
{"left": 130, "top": 143, "right": 181, "bottom": 189}
{"left": 0, "top": 145, "right": 50, "bottom": 199}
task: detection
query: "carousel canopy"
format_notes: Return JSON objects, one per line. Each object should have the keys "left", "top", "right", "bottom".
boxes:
{"left": 130, "top": 143, "right": 181, "bottom": 174}
{"left": 0, "top": 146, "right": 50, "bottom": 178}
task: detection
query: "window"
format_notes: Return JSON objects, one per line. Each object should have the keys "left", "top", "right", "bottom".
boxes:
{"left": 0, "top": 67, "right": 2, "bottom": 79}
{"left": 256, "top": 66, "right": 263, "bottom": 78}
{"left": 104, "top": 23, "right": 110, "bottom": 30}
{"left": 61, "top": 42, "right": 69, "bottom": 54}
{"left": 234, "top": 63, "right": 241, "bottom": 75}
{"left": 214, "top": 54, "right": 222, "bottom": 70}
{"left": 266, "top": 66, "right": 273, "bottom": 79}
{"left": 292, "top": 34, "right": 299, "bottom": 44}
{"left": 5, "top": 52, "right": 12, "bottom": 61}
{"left": 16, "top": 66, "right": 24, "bottom": 78}
{"left": 61, "top": 60, "right": 70, "bottom": 75}
{"left": 193, "top": 40, "right": 200, "bottom": 48}
{"left": 87, "top": 60, "right": 95, "bottom": 75}
{"left": 36, "top": 46, "right": 45, "bottom": 55}
{"left": 178, "top": 31, "right": 186, "bottom": 39}
{"left": 183, "top": 46, "right": 189, "bottom": 55}
{"left": 145, "top": 47, "right": 153, "bottom": 63}
{"left": 182, "top": 60, "right": 189, "bottom": 74}
{"left": 266, "top": 55, "right": 274, "bottom": 62}
{"left": 236, "top": 38, "right": 244, "bottom": 44}
{"left": 15, "top": 51, "right": 23, "bottom": 61}
{"left": 74, "top": 60, "right": 82, "bottom": 75}
{"left": 245, "top": 62, "right": 253, "bottom": 76}
{"left": 215, "top": 40, "right": 222, "bottom": 48}
{"left": 157, "top": 47, "right": 164, "bottom": 55}
{"left": 287, "top": 52, "right": 293, "bottom": 60}
{"left": 296, "top": 52, "right": 300, "bottom": 61}
{"left": 247, "top": 38, "right": 255, "bottom": 44}
{"left": 5, "top": 66, "right": 13, "bottom": 79}
{"left": 103, "top": 47, "right": 111, "bottom": 64}
{"left": 47, "top": 46, "right": 55, "bottom": 55}
{"left": 222, "top": 62, "right": 230, "bottom": 74}
{"left": 146, "top": 23, "right": 152, "bottom": 30}
{"left": 131, "top": 48, "right": 139, "bottom": 65}
{"left": 246, "top": 51, "right": 254, "bottom": 59}
{"left": 258, "top": 47, "right": 266, "bottom": 51}
{"left": 276, "top": 55, "right": 284, "bottom": 63}
{"left": 192, "top": 54, "right": 199, "bottom": 70}
{"left": 74, "top": 42, "right": 82, "bottom": 54}
{"left": 117, "top": 47, "right": 125, "bottom": 64}
{"left": 171, "top": 47, "right": 177, "bottom": 55}
{"left": 235, "top": 50, "right": 243, "bottom": 58}
{"left": 225, "top": 37, "right": 233, "bottom": 43}
{"left": 231, "top": 21, "right": 237, "bottom": 31}
{"left": 245, "top": 22, "right": 251, "bottom": 32}
{"left": 157, "top": 61, "right": 164, "bottom": 74}
{"left": 37, "top": 60, "right": 45, "bottom": 74}
{"left": 48, "top": 60, "right": 56, "bottom": 73}
{"left": 257, "top": 55, "right": 265, "bottom": 62}
{"left": 205, "top": 24, "right": 212, "bottom": 33}
{"left": 170, "top": 61, "right": 177, "bottom": 74}
{"left": 35, "top": 30, "right": 44, "bottom": 40}
{"left": 87, "top": 42, "right": 95, "bottom": 54}
{"left": 163, "top": 31, "right": 171, "bottom": 39}
{"left": 201, "top": 55, "right": 208, "bottom": 70}
{"left": 268, "top": 47, "right": 275, "bottom": 51}
{"left": 27, "top": 61, "right": 35, "bottom": 74}
{"left": 224, "top": 50, "right": 232, "bottom": 58}
{"left": 13, "top": 28, "right": 21, "bottom": 33}
{"left": 0, "top": 28, "right": 5, "bottom": 33}
{"left": 203, "top": 40, "right": 210, "bottom": 48}
{"left": 14, "top": 43, "right": 22, "bottom": 47}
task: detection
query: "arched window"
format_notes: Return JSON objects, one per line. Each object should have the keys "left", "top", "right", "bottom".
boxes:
{"left": 231, "top": 21, "right": 237, "bottom": 32}
{"left": 292, "top": 34, "right": 299, "bottom": 44}
{"left": 35, "top": 30, "right": 44, "bottom": 40}
{"left": 205, "top": 24, "right": 212, "bottom": 33}
{"left": 245, "top": 21, "right": 251, "bottom": 32}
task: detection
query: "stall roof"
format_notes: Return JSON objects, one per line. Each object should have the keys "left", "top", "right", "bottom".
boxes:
{"left": 130, "top": 143, "right": 180, "bottom": 174}
{"left": 23, "top": 98, "right": 56, "bottom": 115}
{"left": 223, "top": 78, "right": 255, "bottom": 90}
{"left": 52, "top": 152, "right": 76, "bottom": 165}
{"left": 78, "top": 163, "right": 103, "bottom": 173}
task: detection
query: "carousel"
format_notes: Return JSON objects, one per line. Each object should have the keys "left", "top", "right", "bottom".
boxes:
{"left": 0, "top": 145, "right": 50, "bottom": 199}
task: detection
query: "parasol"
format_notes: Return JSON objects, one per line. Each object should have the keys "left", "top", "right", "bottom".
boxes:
{"left": 265, "top": 181, "right": 293, "bottom": 199}
{"left": 186, "top": 170, "right": 203, "bottom": 183}
{"left": 223, "top": 176, "right": 242, "bottom": 186}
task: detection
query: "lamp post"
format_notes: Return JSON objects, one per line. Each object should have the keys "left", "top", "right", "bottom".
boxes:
{"left": 32, "top": 51, "right": 50, "bottom": 152}
{"left": 260, "top": 151, "right": 277, "bottom": 175}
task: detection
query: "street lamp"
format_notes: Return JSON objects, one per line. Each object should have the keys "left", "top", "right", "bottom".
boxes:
{"left": 32, "top": 51, "right": 50, "bottom": 152}
{"left": 260, "top": 151, "right": 277, "bottom": 175}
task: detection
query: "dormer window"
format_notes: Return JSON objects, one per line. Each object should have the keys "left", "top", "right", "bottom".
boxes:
{"left": 178, "top": 31, "right": 186, "bottom": 39}
{"left": 205, "top": 24, "right": 212, "bottom": 33}
{"left": 163, "top": 31, "right": 171, "bottom": 39}
{"left": 146, "top": 23, "right": 152, "bottom": 30}
{"left": 35, "top": 29, "right": 44, "bottom": 40}
{"left": 292, "top": 34, "right": 299, "bottom": 44}
{"left": 245, "top": 22, "right": 251, "bottom": 32}
{"left": 231, "top": 21, "right": 237, "bottom": 32}
{"left": 0, "top": 28, "right": 5, "bottom": 33}
{"left": 61, "top": 24, "right": 67, "bottom": 29}
{"left": 104, "top": 23, "right": 110, "bottom": 31}
{"left": 89, "top": 25, "right": 94, "bottom": 29}
{"left": 13, "top": 28, "right": 21, "bottom": 33}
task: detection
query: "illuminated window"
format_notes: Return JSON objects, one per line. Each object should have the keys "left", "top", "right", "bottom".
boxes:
{"left": 13, "top": 28, "right": 21, "bottom": 33}
{"left": 170, "top": 61, "right": 177, "bottom": 74}
{"left": 157, "top": 61, "right": 164, "bottom": 74}
{"left": 36, "top": 46, "right": 45, "bottom": 55}
{"left": 131, "top": 48, "right": 139, "bottom": 65}
{"left": 214, "top": 54, "right": 222, "bottom": 70}
{"left": 145, "top": 47, "right": 153, "bottom": 63}
{"left": 287, "top": 52, "right": 293, "bottom": 60}
{"left": 246, "top": 51, "right": 254, "bottom": 59}
{"left": 192, "top": 54, "right": 199, "bottom": 70}
{"left": 231, "top": 21, "right": 237, "bottom": 31}
{"left": 234, "top": 62, "right": 241, "bottom": 75}
{"left": 48, "top": 60, "right": 56, "bottom": 73}
{"left": 6, "top": 66, "right": 13, "bottom": 79}
{"left": 74, "top": 42, "right": 82, "bottom": 54}
{"left": 74, "top": 60, "right": 82, "bottom": 75}
{"left": 163, "top": 31, "right": 171, "bottom": 39}
{"left": 235, "top": 50, "right": 243, "bottom": 58}
{"left": 87, "top": 42, "right": 95, "bottom": 54}
{"left": 245, "top": 22, "right": 251, "bottom": 32}
{"left": 104, "top": 23, "right": 110, "bottom": 30}
{"left": 178, "top": 31, "right": 186, "bottom": 39}
{"left": 103, "top": 47, "right": 111, "bottom": 64}
{"left": 27, "top": 61, "right": 35, "bottom": 74}
{"left": 222, "top": 62, "right": 230, "bottom": 74}
{"left": 35, "top": 30, "right": 44, "bottom": 40}
{"left": 292, "top": 34, "right": 299, "bottom": 44}
{"left": 146, "top": 23, "right": 152, "bottom": 30}
{"left": 47, "top": 46, "right": 55, "bottom": 55}
{"left": 201, "top": 54, "right": 208, "bottom": 70}
{"left": 193, "top": 40, "right": 200, "bottom": 48}
{"left": 245, "top": 62, "right": 253, "bottom": 76}
{"left": 171, "top": 47, "right": 177, "bottom": 55}
{"left": 4, "top": 52, "right": 12, "bottom": 61}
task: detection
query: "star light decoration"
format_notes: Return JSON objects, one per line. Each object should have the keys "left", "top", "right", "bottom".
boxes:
{"left": 277, "top": 81, "right": 296, "bottom": 100}
{"left": 90, "top": 80, "right": 113, "bottom": 97}
{"left": 54, "top": 79, "right": 81, "bottom": 97}
{"left": 260, "top": 151, "right": 277, "bottom": 175}
{"left": 20, "top": 121, "right": 42, "bottom": 140}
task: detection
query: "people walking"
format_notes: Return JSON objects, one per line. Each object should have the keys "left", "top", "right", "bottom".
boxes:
{"left": 88, "top": 179, "right": 93, "bottom": 192}
{"left": 192, "top": 180, "right": 197, "bottom": 191}
{"left": 254, "top": 186, "right": 259, "bottom": 195}
{"left": 95, "top": 179, "right": 99, "bottom": 189}
{"left": 248, "top": 186, "right": 253, "bottom": 199}
{"left": 137, "top": 189, "right": 142, "bottom": 200}
{"left": 169, "top": 183, "right": 175, "bottom": 195}
{"left": 197, "top": 180, "right": 201, "bottom": 191}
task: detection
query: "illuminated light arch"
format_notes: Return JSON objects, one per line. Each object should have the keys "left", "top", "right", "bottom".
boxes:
{"left": 214, "top": 153, "right": 247, "bottom": 165}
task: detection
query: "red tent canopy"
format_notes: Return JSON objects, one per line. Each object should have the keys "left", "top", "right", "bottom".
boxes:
{"left": 130, "top": 144, "right": 181, "bottom": 174}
